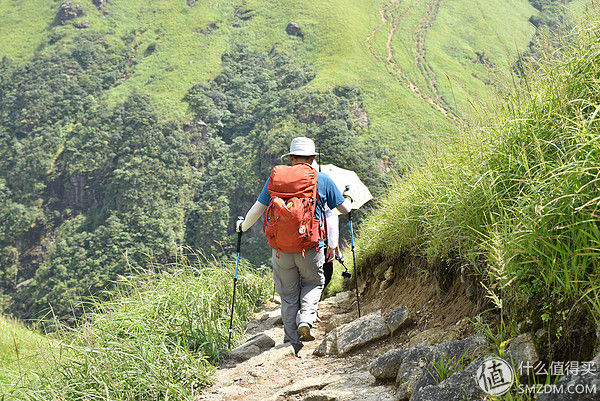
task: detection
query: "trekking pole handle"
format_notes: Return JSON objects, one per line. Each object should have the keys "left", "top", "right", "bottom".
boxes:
{"left": 343, "top": 185, "right": 353, "bottom": 203}
{"left": 236, "top": 216, "right": 243, "bottom": 253}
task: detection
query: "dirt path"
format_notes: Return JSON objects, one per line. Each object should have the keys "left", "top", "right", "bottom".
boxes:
{"left": 414, "top": 0, "right": 442, "bottom": 99}
{"left": 365, "top": 0, "right": 458, "bottom": 120}
{"left": 198, "top": 268, "right": 478, "bottom": 401}
{"left": 197, "top": 296, "right": 397, "bottom": 401}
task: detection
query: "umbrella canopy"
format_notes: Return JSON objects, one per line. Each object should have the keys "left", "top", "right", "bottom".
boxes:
{"left": 319, "top": 164, "right": 373, "bottom": 214}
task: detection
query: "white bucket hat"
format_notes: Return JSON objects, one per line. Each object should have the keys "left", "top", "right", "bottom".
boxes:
{"left": 281, "top": 137, "right": 323, "bottom": 159}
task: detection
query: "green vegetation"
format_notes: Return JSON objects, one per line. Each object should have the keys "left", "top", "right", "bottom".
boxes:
{"left": 357, "top": 8, "right": 600, "bottom": 361}
{"left": 1, "top": 1, "right": 579, "bottom": 322}
{"left": 0, "top": 0, "right": 595, "bottom": 396}
{"left": 0, "top": 33, "right": 203, "bottom": 321}
{"left": 184, "top": 43, "right": 385, "bottom": 260}
{"left": 0, "top": 0, "right": 544, "bottom": 156}
{"left": 0, "top": 26, "right": 384, "bottom": 322}
{"left": 0, "top": 315, "right": 50, "bottom": 388}
{"left": 427, "top": 349, "right": 466, "bottom": 384}
{"left": 2, "top": 254, "right": 270, "bottom": 400}
{"left": 0, "top": 0, "right": 57, "bottom": 61}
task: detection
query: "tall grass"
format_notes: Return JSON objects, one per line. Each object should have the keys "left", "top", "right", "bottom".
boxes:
{"left": 356, "top": 7, "right": 600, "bottom": 357}
{"left": 0, "top": 316, "right": 51, "bottom": 389}
{"left": 4, "top": 253, "right": 271, "bottom": 401}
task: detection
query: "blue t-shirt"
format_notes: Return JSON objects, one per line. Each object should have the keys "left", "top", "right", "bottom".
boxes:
{"left": 257, "top": 171, "right": 345, "bottom": 220}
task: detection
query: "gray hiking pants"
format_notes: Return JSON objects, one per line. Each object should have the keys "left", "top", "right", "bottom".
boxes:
{"left": 272, "top": 247, "right": 325, "bottom": 345}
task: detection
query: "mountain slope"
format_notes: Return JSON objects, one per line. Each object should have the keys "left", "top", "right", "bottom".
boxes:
{"left": 0, "top": 0, "right": 586, "bottom": 323}
{"left": 1, "top": 0, "right": 539, "bottom": 156}
{"left": 357, "top": 4, "right": 600, "bottom": 363}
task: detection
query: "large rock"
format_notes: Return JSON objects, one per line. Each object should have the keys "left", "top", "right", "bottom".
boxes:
{"left": 411, "top": 359, "right": 486, "bottom": 401}
{"left": 369, "top": 335, "right": 486, "bottom": 383}
{"left": 228, "top": 332, "right": 275, "bottom": 362}
{"left": 92, "top": 0, "right": 108, "bottom": 10}
{"left": 386, "top": 306, "right": 413, "bottom": 334}
{"left": 397, "top": 361, "right": 429, "bottom": 399}
{"left": 74, "top": 19, "right": 89, "bottom": 29}
{"left": 411, "top": 335, "right": 487, "bottom": 396}
{"left": 334, "top": 290, "right": 353, "bottom": 306}
{"left": 325, "top": 311, "right": 355, "bottom": 333}
{"left": 314, "top": 327, "right": 340, "bottom": 356}
{"left": 58, "top": 1, "right": 84, "bottom": 24}
{"left": 280, "top": 375, "right": 342, "bottom": 396}
{"left": 246, "top": 308, "right": 283, "bottom": 333}
{"left": 286, "top": 22, "right": 304, "bottom": 39}
{"left": 302, "top": 371, "right": 397, "bottom": 401}
{"left": 315, "top": 311, "right": 390, "bottom": 356}
{"left": 504, "top": 333, "right": 539, "bottom": 376}
{"left": 395, "top": 346, "right": 440, "bottom": 398}
{"left": 370, "top": 348, "right": 409, "bottom": 379}
{"left": 536, "top": 352, "right": 600, "bottom": 401}
{"left": 336, "top": 310, "right": 389, "bottom": 355}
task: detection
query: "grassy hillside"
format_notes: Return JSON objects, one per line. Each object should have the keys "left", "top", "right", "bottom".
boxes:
{"left": 1, "top": 255, "right": 270, "bottom": 400}
{"left": 0, "top": 315, "right": 49, "bottom": 388}
{"left": 0, "top": 0, "right": 543, "bottom": 157}
{"left": 0, "top": 1, "right": 57, "bottom": 61}
{"left": 356, "top": 6, "right": 600, "bottom": 363}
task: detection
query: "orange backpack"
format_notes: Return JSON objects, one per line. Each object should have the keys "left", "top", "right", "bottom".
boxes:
{"left": 263, "top": 163, "right": 325, "bottom": 254}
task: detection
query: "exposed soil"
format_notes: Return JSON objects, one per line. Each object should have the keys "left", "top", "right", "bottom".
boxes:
{"left": 414, "top": 0, "right": 443, "bottom": 100}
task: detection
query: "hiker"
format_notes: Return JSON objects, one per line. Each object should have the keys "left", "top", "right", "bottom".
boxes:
{"left": 236, "top": 137, "right": 351, "bottom": 356}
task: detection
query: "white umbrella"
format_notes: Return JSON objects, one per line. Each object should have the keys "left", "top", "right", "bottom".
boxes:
{"left": 319, "top": 164, "right": 373, "bottom": 214}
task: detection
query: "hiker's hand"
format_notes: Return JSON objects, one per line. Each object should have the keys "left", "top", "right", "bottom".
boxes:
{"left": 326, "top": 246, "right": 339, "bottom": 262}
{"left": 236, "top": 218, "right": 245, "bottom": 232}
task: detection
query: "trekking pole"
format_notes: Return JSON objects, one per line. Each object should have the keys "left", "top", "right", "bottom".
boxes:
{"left": 344, "top": 186, "right": 361, "bottom": 317}
{"left": 228, "top": 217, "right": 244, "bottom": 349}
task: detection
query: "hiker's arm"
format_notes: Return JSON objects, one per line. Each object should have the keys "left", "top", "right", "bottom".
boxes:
{"left": 238, "top": 201, "right": 267, "bottom": 232}
{"left": 324, "top": 175, "right": 350, "bottom": 214}
{"left": 326, "top": 210, "right": 340, "bottom": 262}
{"left": 326, "top": 209, "right": 339, "bottom": 249}
{"left": 335, "top": 198, "right": 352, "bottom": 214}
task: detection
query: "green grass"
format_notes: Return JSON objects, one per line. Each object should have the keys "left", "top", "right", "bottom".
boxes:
{"left": 0, "top": 0, "right": 546, "bottom": 160}
{"left": 0, "top": 0, "right": 57, "bottom": 61}
{"left": 428, "top": 0, "right": 536, "bottom": 110}
{"left": 0, "top": 315, "right": 50, "bottom": 390}
{"left": 356, "top": 7, "right": 600, "bottom": 359}
{"left": 2, "top": 253, "right": 271, "bottom": 400}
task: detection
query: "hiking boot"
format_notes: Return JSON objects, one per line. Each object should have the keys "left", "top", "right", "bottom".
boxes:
{"left": 297, "top": 323, "right": 315, "bottom": 342}
{"left": 292, "top": 342, "right": 303, "bottom": 357}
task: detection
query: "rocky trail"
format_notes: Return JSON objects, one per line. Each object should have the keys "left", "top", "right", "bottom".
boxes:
{"left": 197, "top": 264, "right": 510, "bottom": 401}
{"left": 365, "top": 0, "right": 458, "bottom": 120}
{"left": 197, "top": 260, "right": 600, "bottom": 400}
{"left": 198, "top": 292, "right": 398, "bottom": 401}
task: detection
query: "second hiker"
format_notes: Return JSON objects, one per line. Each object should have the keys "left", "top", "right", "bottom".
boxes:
{"left": 236, "top": 137, "right": 351, "bottom": 356}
